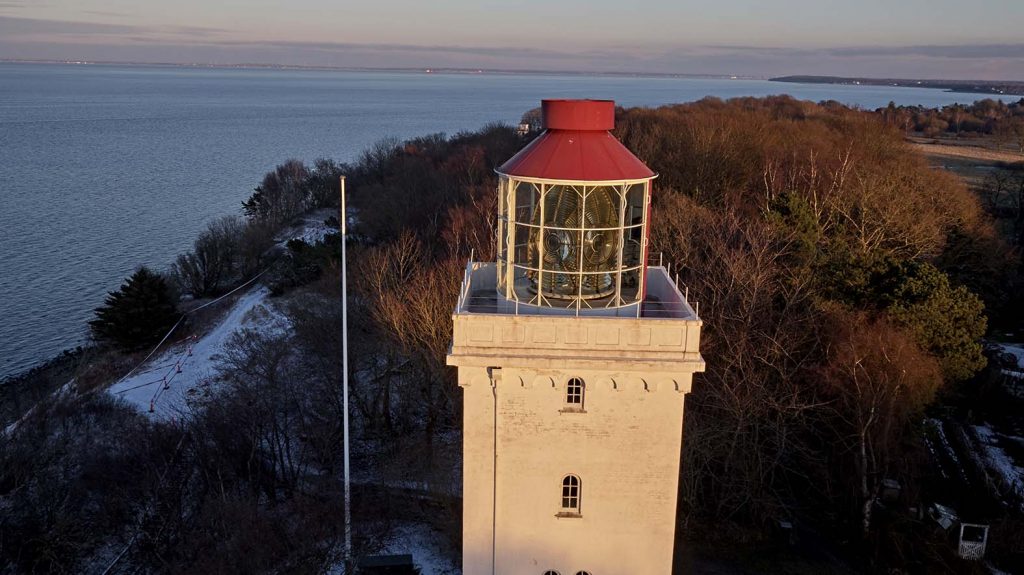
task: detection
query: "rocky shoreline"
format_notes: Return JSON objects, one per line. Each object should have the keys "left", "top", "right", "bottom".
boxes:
{"left": 0, "top": 345, "right": 89, "bottom": 427}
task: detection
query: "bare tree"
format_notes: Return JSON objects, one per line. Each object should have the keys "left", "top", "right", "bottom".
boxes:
{"left": 655, "top": 194, "right": 824, "bottom": 521}
{"left": 173, "top": 216, "right": 247, "bottom": 296}
{"left": 816, "top": 309, "right": 941, "bottom": 537}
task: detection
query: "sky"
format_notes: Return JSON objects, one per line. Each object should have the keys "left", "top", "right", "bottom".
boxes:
{"left": 1, "top": 0, "right": 1023, "bottom": 79}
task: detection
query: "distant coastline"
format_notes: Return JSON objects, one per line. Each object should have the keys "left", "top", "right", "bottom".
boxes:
{"left": 772, "top": 75, "right": 1024, "bottom": 97}
{"left": 7, "top": 60, "right": 1021, "bottom": 97}
{"left": 0, "top": 58, "right": 754, "bottom": 80}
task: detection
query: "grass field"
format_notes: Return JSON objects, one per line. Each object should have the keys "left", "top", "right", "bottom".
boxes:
{"left": 911, "top": 141, "right": 1024, "bottom": 164}
{"left": 909, "top": 136, "right": 1023, "bottom": 190}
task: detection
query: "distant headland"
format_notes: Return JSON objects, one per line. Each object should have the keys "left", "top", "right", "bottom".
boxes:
{"left": 772, "top": 75, "right": 1024, "bottom": 97}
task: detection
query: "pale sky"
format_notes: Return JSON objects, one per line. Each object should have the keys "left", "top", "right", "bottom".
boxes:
{"left": 1, "top": 0, "right": 1023, "bottom": 79}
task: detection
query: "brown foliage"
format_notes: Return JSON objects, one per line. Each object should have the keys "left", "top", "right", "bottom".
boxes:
{"left": 659, "top": 193, "right": 822, "bottom": 520}
{"left": 628, "top": 97, "right": 1006, "bottom": 536}
{"left": 441, "top": 184, "right": 497, "bottom": 262}
{"left": 815, "top": 308, "right": 941, "bottom": 537}
{"left": 355, "top": 232, "right": 463, "bottom": 434}
{"left": 620, "top": 97, "right": 991, "bottom": 265}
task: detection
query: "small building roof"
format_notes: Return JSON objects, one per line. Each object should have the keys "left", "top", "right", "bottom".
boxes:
{"left": 497, "top": 99, "right": 656, "bottom": 182}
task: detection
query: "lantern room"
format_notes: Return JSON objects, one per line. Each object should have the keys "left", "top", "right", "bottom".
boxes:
{"left": 495, "top": 99, "right": 656, "bottom": 314}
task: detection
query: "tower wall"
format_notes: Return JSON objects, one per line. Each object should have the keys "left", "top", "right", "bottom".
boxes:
{"left": 449, "top": 281, "right": 704, "bottom": 575}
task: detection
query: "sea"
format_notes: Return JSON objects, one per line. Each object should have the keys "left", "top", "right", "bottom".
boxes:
{"left": 0, "top": 62, "right": 1004, "bottom": 379}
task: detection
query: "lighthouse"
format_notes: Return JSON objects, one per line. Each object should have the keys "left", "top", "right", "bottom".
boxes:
{"left": 447, "top": 100, "right": 704, "bottom": 574}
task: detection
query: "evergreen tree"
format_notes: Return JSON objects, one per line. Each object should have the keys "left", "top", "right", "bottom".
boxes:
{"left": 886, "top": 261, "right": 988, "bottom": 382}
{"left": 820, "top": 252, "right": 988, "bottom": 382}
{"left": 89, "top": 267, "right": 179, "bottom": 350}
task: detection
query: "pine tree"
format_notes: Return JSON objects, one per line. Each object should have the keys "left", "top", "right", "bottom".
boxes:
{"left": 89, "top": 267, "right": 179, "bottom": 350}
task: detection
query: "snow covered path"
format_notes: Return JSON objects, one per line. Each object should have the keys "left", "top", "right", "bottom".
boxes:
{"left": 379, "top": 523, "right": 459, "bottom": 575}
{"left": 108, "top": 286, "right": 286, "bottom": 420}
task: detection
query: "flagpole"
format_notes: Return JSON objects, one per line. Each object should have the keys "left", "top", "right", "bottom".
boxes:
{"left": 340, "top": 175, "right": 352, "bottom": 569}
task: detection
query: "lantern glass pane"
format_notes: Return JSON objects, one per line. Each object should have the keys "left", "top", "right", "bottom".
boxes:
{"left": 502, "top": 178, "right": 650, "bottom": 309}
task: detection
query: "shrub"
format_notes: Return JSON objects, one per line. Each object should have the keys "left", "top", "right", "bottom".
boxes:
{"left": 267, "top": 234, "right": 343, "bottom": 295}
{"left": 242, "top": 159, "right": 311, "bottom": 226}
{"left": 886, "top": 261, "right": 988, "bottom": 382}
{"left": 89, "top": 267, "right": 178, "bottom": 350}
{"left": 172, "top": 216, "right": 246, "bottom": 297}
{"left": 307, "top": 158, "right": 347, "bottom": 209}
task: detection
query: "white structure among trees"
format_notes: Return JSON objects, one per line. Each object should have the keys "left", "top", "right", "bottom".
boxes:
{"left": 448, "top": 100, "right": 705, "bottom": 574}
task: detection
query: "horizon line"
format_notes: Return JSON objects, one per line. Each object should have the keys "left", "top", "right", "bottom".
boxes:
{"left": 0, "top": 57, "right": 762, "bottom": 80}
{"left": 4, "top": 58, "right": 1024, "bottom": 88}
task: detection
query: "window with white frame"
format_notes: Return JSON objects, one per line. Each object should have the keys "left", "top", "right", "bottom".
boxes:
{"left": 561, "top": 474, "right": 581, "bottom": 514}
{"left": 565, "top": 377, "right": 584, "bottom": 407}
{"left": 543, "top": 571, "right": 560, "bottom": 575}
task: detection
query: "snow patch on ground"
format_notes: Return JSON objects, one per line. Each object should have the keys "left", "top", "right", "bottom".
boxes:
{"left": 987, "top": 559, "right": 1014, "bottom": 575}
{"left": 993, "top": 343, "right": 1024, "bottom": 397}
{"left": 926, "top": 418, "right": 970, "bottom": 483}
{"left": 971, "top": 424, "right": 1024, "bottom": 511}
{"left": 997, "top": 344, "right": 1024, "bottom": 369}
{"left": 276, "top": 209, "right": 337, "bottom": 247}
{"left": 107, "top": 287, "right": 288, "bottom": 420}
{"left": 380, "top": 523, "right": 459, "bottom": 575}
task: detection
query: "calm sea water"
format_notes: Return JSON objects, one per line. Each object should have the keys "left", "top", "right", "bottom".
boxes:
{"left": 0, "top": 63, "right": 1000, "bottom": 379}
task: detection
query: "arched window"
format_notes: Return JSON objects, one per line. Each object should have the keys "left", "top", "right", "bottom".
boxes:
{"left": 576, "top": 572, "right": 593, "bottom": 575}
{"left": 561, "top": 474, "right": 581, "bottom": 513}
{"left": 543, "top": 571, "right": 560, "bottom": 575}
{"left": 565, "top": 377, "right": 584, "bottom": 406}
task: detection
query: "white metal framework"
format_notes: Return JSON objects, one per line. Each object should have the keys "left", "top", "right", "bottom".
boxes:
{"left": 497, "top": 175, "right": 651, "bottom": 311}
{"left": 958, "top": 523, "right": 988, "bottom": 560}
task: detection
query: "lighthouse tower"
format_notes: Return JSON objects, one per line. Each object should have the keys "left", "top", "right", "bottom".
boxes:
{"left": 447, "top": 100, "right": 704, "bottom": 575}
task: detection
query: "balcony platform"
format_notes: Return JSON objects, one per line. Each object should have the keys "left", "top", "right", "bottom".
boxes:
{"left": 456, "top": 262, "right": 698, "bottom": 320}
{"left": 449, "top": 262, "right": 704, "bottom": 372}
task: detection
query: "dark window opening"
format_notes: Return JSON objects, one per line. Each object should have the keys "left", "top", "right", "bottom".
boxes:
{"left": 566, "top": 377, "right": 584, "bottom": 406}
{"left": 561, "top": 475, "right": 581, "bottom": 512}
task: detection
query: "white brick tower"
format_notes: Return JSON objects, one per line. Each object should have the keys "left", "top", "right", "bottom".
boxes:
{"left": 448, "top": 99, "right": 704, "bottom": 575}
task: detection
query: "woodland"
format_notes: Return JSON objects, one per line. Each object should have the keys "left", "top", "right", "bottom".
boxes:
{"left": 2, "top": 96, "right": 1022, "bottom": 573}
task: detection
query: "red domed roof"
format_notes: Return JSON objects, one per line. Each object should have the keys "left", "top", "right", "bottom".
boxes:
{"left": 498, "top": 99, "right": 655, "bottom": 182}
